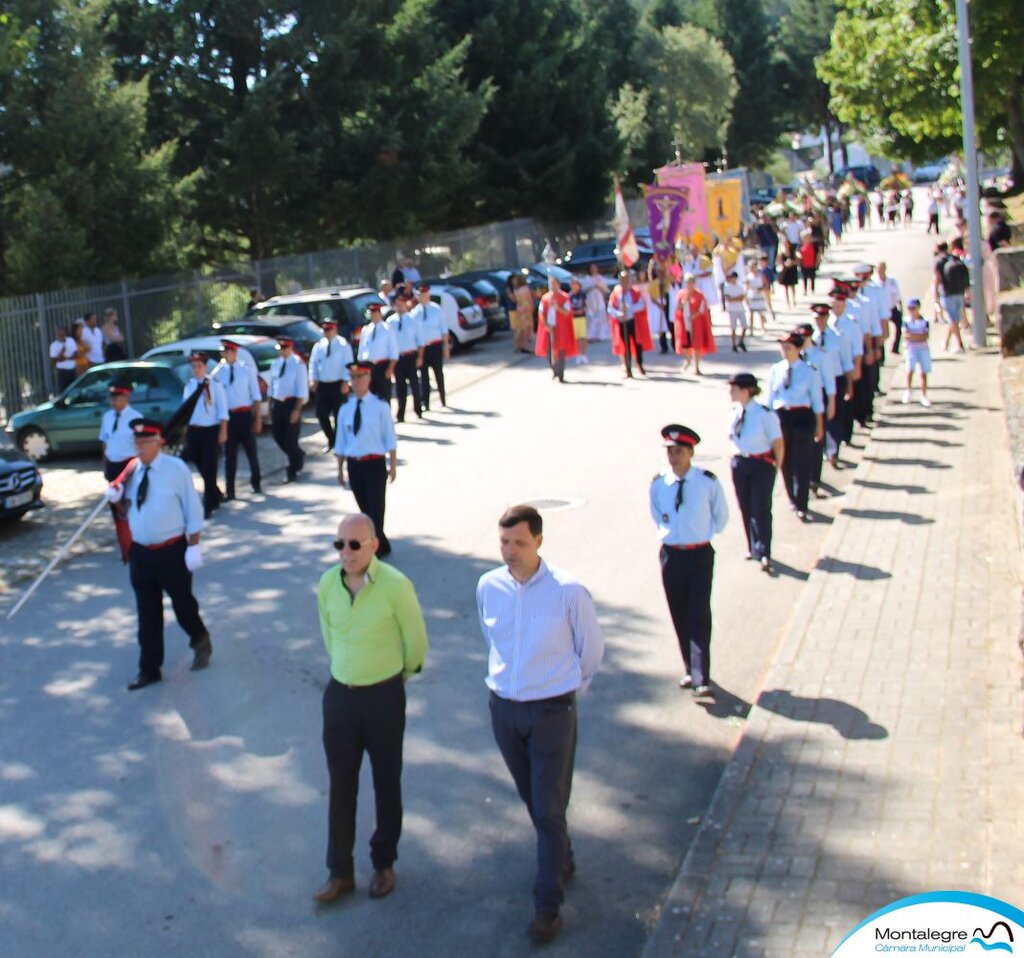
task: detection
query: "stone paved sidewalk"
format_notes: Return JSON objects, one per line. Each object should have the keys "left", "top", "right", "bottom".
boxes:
{"left": 645, "top": 347, "right": 1024, "bottom": 957}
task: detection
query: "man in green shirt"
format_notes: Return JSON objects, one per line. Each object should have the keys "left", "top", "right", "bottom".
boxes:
{"left": 313, "top": 512, "right": 428, "bottom": 904}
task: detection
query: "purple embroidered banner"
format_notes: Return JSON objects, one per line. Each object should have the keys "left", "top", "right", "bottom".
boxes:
{"left": 642, "top": 185, "right": 688, "bottom": 258}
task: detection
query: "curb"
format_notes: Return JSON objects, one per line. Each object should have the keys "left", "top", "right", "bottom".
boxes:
{"left": 642, "top": 367, "right": 899, "bottom": 957}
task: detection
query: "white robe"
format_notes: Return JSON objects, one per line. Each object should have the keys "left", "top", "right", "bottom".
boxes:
{"left": 683, "top": 257, "right": 720, "bottom": 308}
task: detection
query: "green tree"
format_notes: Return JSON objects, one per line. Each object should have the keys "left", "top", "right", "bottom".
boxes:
{"left": 819, "top": 0, "right": 1024, "bottom": 179}
{"left": 776, "top": 0, "right": 840, "bottom": 172}
{"left": 715, "top": 0, "right": 787, "bottom": 168}
{"left": 0, "top": 1, "right": 191, "bottom": 293}
{"left": 106, "top": 0, "right": 489, "bottom": 256}
{"left": 615, "top": 22, "right": 736, "bottom": 185}
{"left": 434, "top": 0, "right": 621, "bottom": 225}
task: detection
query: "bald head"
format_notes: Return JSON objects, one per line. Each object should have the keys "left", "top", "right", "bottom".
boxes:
{"left": 336, "top": 513, "right": 378, "bottom": 575}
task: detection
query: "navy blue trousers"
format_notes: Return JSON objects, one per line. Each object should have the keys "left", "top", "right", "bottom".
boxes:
{"left": 731, "top": 456, "right": 775, "bottom": 560}
{"left": 489, "top": 691, "right": 577, "bottom": 912}
{"left": 660, "top": 543, "right": 714, "bottom": 686}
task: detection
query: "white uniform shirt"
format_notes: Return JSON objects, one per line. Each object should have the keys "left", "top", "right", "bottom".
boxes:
{"left": 334, "top": 392, "right": 396, "bottom": 458}
{"left": 357, "top": 321, "right": 399, "bottom": 363}
{"left": 815, "top": 324, "right": 852, "bottom": 375}
{"left": 269, "top": 354, "right": 309, "bottom": 401}
{"left": 729, "top": 402, "right": 782, "bottom": 456}
{"left": 124, "top": 453, "right": 204, "bottom": 546}
{"left": 213, "top": 360, "right": 261, "bottom": 409}
{"left": 99, "top": 404, "right": 143, "bottom": 463}
{"left": 650, "top": 467, "right": 729, "bottom": 546}
{"left": 308, "top": 335, "right": 354, "bottom": 384}
{"left": 411, "top": 302, "right": 447, "bottom": 343}
{"left": 183, "top": 377, "right": 229, "bottom": 427}
{"left": 882, "top": 276, "right": 902, "bottom": 312}
{"left": 832, "top": 310, "right": 864, "bottom": 359}
{"left": 388, "top": 312, "right": 425, "bottom": 354}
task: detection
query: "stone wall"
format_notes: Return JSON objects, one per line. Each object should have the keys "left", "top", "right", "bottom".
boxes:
{"left": 996, "top": 246, "right": 1024, "bottom": 356}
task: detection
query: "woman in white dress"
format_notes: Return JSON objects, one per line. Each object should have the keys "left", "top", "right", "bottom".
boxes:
{"left": 583, "top": 263, "right": 610, "bottom": 341}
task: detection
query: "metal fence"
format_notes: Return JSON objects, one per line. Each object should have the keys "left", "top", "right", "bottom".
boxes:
{"left": 0, "top": 214, "right": 622, "bottom": 426}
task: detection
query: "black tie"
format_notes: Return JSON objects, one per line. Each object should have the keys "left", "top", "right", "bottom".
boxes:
{"left": 112, "top": 411, "right": 120, "bottom": 432}
{"left": 784, "top": 367, "right": 792, "bottom": 390}
{"left": 136, "top": 465, "right": 149, "bottom": 510}
{"left": 734, "top": 409, "right": 745, "bottom": 438}
{"left": 229, "top": 365, "right": 234, "bottom": 384}
{"left": 328, "top": 338, "right": 333, "bottom": 357}
{"left": 353, "top": 398, "right": 362, "bottom": 435}
{"left": 674, "top": 478, "right": 685, "bottom": 510}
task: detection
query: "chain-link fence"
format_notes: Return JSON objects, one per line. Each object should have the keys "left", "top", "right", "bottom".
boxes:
{"left": 0, "top": 215, "right": 618, "bottom": 425}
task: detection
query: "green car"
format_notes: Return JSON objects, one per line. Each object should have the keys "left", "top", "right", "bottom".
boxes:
{"left": 5, "top": 357, "right": 195, "bottom": 461}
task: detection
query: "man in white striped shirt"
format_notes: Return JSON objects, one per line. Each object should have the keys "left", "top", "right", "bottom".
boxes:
{"left": 476, "top": 504, "right": 604, "bottom": 944}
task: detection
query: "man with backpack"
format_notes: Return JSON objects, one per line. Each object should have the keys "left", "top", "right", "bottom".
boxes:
{"left": 935, "top": 239, "right": 970, "bottom": 353}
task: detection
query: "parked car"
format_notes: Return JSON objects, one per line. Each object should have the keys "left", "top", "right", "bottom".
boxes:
{"left": 0, "top": 443, "right": 44, "bottom": 520}
{"left": 560, "top": 238, "right": 653, "bottom": 275}
{"left": 143, "top": 334, "right": 277, "bottom": 382}
{"left": 187, "top": 315, "right": 324, "bottom": 359}
{"left": 249, "top": 286, "right": 388, "bottom": 346}
{"left": 912, "top": 161, "right": 950, "bottom": 184}
{"left": 829, "top": 164, "right": 881, "bottom": 189}
{"left": 5, "top": 357, "right": 198, "bottom": 460}
{"left": 524, "top": 263, "right": 576, "bottom": 286}
{"left": 142, "top": 334, "right": 278, "bottom": 420}
{"left": 424, "top": 276, "right": 507, "bottom": 335}
{"left": 421, "top": 284, "right": 487, "bottom": 349}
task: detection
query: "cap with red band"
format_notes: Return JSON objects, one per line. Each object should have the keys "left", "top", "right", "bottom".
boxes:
{"left": 189, "top": 350, "right": 208, "bottom": 363}
{"left": 322, "top": 320, "right": 337, "bottom": 329}
{"left": 129, "top": 418, "right": 163, "bottom": 438}
{"left": 661, "top": 424, "right": 701, "bottom": 447}
{"left": 109, "top": 384, "right": 132, "bottom": 396}
{"left": 276, "top": 337, "right": 295, "bottom": 348}
{"left": 221, "top": 339, "right": 242, "bottom": 351}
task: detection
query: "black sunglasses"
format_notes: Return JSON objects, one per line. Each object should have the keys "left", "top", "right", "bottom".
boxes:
{"left": 334, "top": 538, "right": 372, "bottom": 551}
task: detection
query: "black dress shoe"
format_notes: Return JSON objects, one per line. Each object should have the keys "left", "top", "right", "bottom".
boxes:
{"left": 127, "top": 671, "right": 161, "bottom": 691}
{"left": 203, "top": 509, "right": 214, "bottom": 520}
{"left": 223, "top": 492, "right": 236, "bottom": 502}
{"left": 191, "top": 638, "right": 213, "bottom": 671}
{"left": 251, "top": 483, "right": 262, "bottom": 494}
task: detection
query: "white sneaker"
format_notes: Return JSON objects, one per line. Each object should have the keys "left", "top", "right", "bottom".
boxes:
{"left": 920, "top": 396, "right": 932, "bottom": 407}
{"left": 901, "top": 390, "right": 911, "bottom": 404}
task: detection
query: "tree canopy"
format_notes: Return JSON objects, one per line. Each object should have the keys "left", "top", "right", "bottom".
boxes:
{"left": 819, "top": 0, "right": 1024, "bottom": 176}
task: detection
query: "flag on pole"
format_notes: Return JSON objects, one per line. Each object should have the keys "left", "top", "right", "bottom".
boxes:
{"left": 614, "top": 180, "right": 639, "bottom": 267}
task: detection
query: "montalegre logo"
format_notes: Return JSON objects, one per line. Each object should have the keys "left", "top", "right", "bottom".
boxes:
{"left": 832, "top": 892, "right": 1022, "bottom": 957}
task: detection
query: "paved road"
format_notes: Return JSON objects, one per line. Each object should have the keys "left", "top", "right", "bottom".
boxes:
{"left": 1, "top": 216, "right": 942, "bottom": 956}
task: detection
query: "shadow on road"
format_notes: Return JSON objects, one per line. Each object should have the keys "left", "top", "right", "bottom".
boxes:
{"left": 814, "top": 555, "right": 892, "bottom": 580}
{"left": 757, "top": 689, "right": 888, "bottom": 741}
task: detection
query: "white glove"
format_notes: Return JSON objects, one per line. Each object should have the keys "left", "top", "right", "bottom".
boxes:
{"left": 105, "top": 485, "right": 124, "bottom": 503}
{"left": 184, "top": 545, "right": 204, "bottom": 572}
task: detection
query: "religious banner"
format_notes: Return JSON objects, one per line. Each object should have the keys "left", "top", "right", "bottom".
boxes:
{"left": 614, "top": 180, "right": 639, "bottom": 267}
{"left": 654, "top": 163, "right": 709, "bottom": 249}
{"left": 705, "top": 178, "right": 744, "bottom": 242}
{"left": 713, "top": 168, "right": 753, "bottom": 223}
{"left": 641, "top": 184, "right": 688, "bottom": 259}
